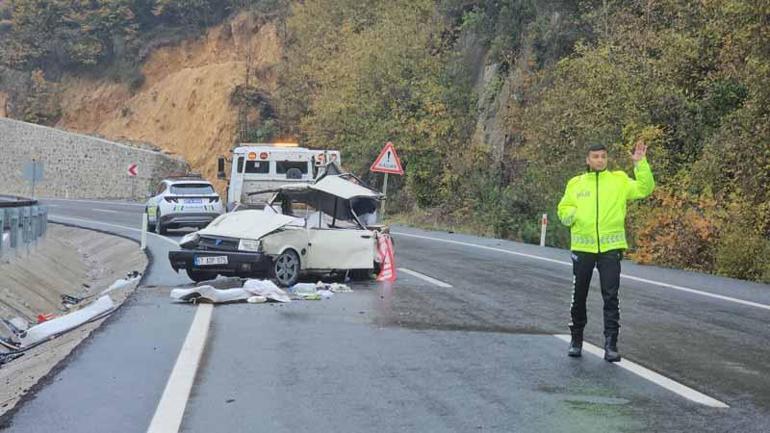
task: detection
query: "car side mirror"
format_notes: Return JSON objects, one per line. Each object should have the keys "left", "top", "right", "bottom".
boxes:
{"left": 217, "top": 157, "right": 226, "bottom": 180}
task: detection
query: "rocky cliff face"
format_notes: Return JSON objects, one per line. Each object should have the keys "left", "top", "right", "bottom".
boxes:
{"left": 55, "top": 12, "right": 281, "bottom": 189}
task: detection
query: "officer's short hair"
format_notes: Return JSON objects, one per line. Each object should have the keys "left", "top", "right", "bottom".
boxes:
{"left": 587, "top": 143, "right": 607, "bottom": 153}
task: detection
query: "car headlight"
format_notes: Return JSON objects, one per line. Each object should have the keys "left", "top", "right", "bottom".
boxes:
{"left": 179, "top": 232, "right": 200, "bottom": 248}
{"left": 238, "top": 239, "right": 262, "bottom": 252}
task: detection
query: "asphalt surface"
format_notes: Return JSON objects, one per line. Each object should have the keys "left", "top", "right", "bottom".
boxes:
{"left": 1, "top": 197, "right": 768, "bottom": 432}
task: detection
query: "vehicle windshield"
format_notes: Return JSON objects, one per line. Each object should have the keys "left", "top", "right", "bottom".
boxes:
{"left": 236, "top": 157, "right": 270, "bottom": 174}
{"left": 171, "top": 184, "right": 215, "bottom": 195}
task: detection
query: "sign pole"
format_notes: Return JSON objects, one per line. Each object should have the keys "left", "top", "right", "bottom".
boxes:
{"left": 381, "top": 173, "right": 389, "bottom": 221}
{"left": 31, "top": 158, "right": 36, "bottom": 198}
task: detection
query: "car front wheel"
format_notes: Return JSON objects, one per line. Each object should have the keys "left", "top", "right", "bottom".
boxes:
{"left": 272, "top": 249, "right": 300, "bottom": 287}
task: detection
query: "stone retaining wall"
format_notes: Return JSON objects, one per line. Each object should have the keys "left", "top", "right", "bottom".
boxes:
{"left": 0, "top": 118, "right": 188, "bottom": 199}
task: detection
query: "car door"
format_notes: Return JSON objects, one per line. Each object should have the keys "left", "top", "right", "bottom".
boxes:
{"left": 305, "top": 227, "right": 375, "bottom": 270}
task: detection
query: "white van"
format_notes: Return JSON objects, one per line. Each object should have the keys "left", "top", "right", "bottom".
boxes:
{"left": 218, "top": 143, "right": 341, "bottom": 210}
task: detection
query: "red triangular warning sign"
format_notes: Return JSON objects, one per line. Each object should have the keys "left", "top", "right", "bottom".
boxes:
{"left": 370, "top": 142, "right": 404, "bottom": 175}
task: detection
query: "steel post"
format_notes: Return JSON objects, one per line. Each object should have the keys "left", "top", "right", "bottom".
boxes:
{"left": 9, "top": 208, "right": 19, "bottom": 251}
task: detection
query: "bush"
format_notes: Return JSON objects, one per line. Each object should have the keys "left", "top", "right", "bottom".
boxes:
{"left": 627, "top": 189, "right": 719, "bottom": 272}
{"left": 715, "top": 228, "right": 770, "bottom": 283}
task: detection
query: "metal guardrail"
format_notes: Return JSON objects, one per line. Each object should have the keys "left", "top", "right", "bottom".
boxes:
{"left": 0, "top": 195, "right": 48, "bottom": 260}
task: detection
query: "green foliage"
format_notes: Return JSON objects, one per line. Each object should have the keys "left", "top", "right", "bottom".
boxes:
{"left": 277, "top": 0, "right": 476, "bottom": 208}
{"left": 2, "top": 0, "right": 140, "bottom": 70}
{"left": 244, "top": 119, "right": 279, "bottom": 143}
{"left": 716, "top": 227, "right": 770, "bottom": 283}
{"left": 459, "top": 9, "right": 483, "bottom": 32}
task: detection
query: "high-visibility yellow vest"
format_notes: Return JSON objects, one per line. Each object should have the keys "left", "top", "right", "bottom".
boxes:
{"left": 557, "top": 159, "right": 655, "bottom": 253}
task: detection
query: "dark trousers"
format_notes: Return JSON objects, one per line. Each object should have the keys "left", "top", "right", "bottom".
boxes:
{"left": 569, "top": 250, "right": 622, "bottom": 336}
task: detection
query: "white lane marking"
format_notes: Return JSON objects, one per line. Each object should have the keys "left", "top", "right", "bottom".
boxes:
{"left": 553, "top": 335, "right": 729, "bottom": 408}
{"left": 49, "top": 215, "right": 178, "bottom": 247}
{"left": 92, "top": 208, "right": 121, "bottom": 214}
{"left": 393, "top": 232, "right": 570, "bottom": 266}
{"left": 42, "top": 197, "right": 145, "bottom": 207}
{"left": 147, "top": 304, "right": 214, "bottom": 433}
{"left": 392, "top": 231, "right": 770, "bottom": 312}
{"left": 620, "top": 274, "right": 770, "bottom": 311}
{"left": 399, "top": 267, "right": 452, "bottom": 288}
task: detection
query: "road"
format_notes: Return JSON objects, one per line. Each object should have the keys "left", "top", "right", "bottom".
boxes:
{"left": 1, "top": 197, "right": 768, "bottom": 432}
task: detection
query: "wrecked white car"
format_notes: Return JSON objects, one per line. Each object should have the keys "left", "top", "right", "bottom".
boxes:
{"left": 168, "top": 174, "right": 385, "bottom": 285}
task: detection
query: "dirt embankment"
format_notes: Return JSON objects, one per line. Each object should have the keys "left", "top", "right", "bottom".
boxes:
{"left": 0, "top": 224, "right": 146, "bottom": 417}
{"left": 57, "top": 13, "right": 282, "bottom": 189}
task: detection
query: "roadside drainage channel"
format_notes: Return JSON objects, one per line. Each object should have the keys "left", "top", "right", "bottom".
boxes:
{"left": 0, "top": 223, "right": 149, "bottom": 418}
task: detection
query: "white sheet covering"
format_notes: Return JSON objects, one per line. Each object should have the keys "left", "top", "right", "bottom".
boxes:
{"left": 21, "top": 296, "right": 115, "bottom": 346}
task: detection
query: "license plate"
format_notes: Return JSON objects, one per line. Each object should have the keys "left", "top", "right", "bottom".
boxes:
{"left": 184, "top": 199, "right": 203, "bottom": 204}
{"left": 194, "top": 256, "right": 228, "bottom": 266}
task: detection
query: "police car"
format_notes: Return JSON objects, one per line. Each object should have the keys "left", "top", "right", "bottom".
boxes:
{"left": 146, "top": 176, "right": 224, "bottom": 235}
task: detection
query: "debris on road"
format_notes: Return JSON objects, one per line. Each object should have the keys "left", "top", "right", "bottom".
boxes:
{"left": 170, "top": 278, "right": 353, "bottom": 304}
{"left": 247, "top": 296, "right": 267, "bottom": 304}
{"left": 171, "top": 286, "right": 257, "bottom": 304}
{"left": 171, "top": 279, "right": 291, "bottom": 304}
{"left": 243, "top": 279, "right": 292, "bottom": 303}
{"left": 287, "top": 281, "right": 352, "bottom": 300}
{"left": 21, "top": 295, "right": 115, "bottom": 347}
{"left": 0, "top": 273, "right": 142, "bottom": 357}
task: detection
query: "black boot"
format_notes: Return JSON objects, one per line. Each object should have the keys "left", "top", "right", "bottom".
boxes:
{"left": 568, "top": 327, "right": 583, "bottom": 357}
{"left": 604, "top": 334, "right": 621, "bottom": 362}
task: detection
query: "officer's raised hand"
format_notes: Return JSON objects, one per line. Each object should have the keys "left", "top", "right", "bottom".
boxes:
{"left": 631, "top": 139, "right": 647, "bottom": 165}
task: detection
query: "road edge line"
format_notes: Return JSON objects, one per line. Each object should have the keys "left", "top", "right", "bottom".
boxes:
{"left": 147, "top": 304, "right": 214, "bottom": 433}
{"left": 553, "top": 334, "right": 729, "bottom": 408}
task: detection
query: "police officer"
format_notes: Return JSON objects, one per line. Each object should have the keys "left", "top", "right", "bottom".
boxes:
{"left": 557, "top": 140, "right": 655, "bottom": 362}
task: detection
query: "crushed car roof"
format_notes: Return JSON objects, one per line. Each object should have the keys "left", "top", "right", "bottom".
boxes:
{"left": 310, "top": 175, "right": 382, "bottom": 200}
{"left": 251, "top": 175, "right": 383, "bottom": 200}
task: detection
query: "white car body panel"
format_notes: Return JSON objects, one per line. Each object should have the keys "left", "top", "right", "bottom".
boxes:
{"left": 305, "top": 228, "right": 375, "bottom": 269}
{"left": 198, "top": 210, "right": 295, "bottom": 240}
